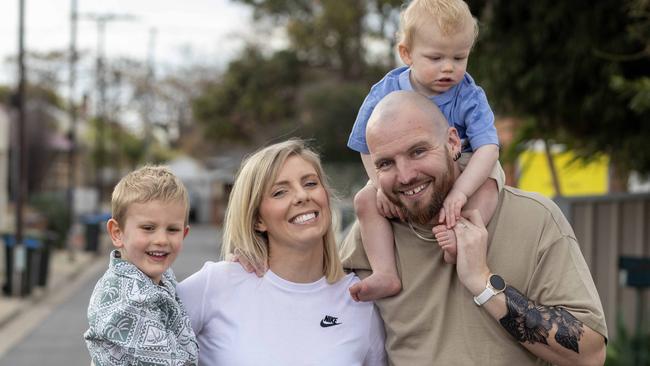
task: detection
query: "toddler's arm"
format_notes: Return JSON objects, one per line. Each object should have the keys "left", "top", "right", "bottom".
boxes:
{"left": 441, "top": 144, "right": 499, "bottom": 227}
{"left": 361, "top": 153, "right": 403, "bottom": 220}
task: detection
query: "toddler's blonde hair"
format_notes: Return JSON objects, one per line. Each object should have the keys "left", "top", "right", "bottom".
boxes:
{"left": 399, "top": 0, "right": 479, "bottom": 48}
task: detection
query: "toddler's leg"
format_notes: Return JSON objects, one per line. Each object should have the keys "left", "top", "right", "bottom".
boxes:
{"left": 432, "top": 225, "right": 457, "bottom": 264}
{"left": 464, "top": 178, "right": 498, "bottom": 226}
{"left": 348, "top": 183, "right": 401, "bottom": 302}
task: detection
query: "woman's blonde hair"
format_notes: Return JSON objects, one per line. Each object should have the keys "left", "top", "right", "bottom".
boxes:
{"left": 399, "top": 0, "right": 479, "bottom": 48}
{"left": 221, "top": 139, "right": 345, "bottom": 284}
{"left": 111, "top": 165, "right": 189, "bottom": 228}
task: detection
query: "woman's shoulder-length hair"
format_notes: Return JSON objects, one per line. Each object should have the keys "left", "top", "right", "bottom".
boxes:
{"left": 221, "top": 138, "right": 345, "bottom": 284}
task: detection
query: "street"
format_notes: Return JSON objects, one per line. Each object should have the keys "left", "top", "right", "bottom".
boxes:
{"left": 0, "top": 224, "right": 221, "bottom": 366}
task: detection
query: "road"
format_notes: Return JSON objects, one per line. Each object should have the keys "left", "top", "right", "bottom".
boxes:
{"left": 0, "top": 224, "right": 221, "bottom": 366}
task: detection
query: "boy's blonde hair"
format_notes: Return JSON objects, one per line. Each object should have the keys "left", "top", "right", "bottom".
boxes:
{"left": 111, "top": 165, "right": 190, "bottom": 228}
{"left": 221, "top": 139, "right": 345, "bottom": 284}
{"left": 399, "top": 0, "right": 479, "bottom": 48}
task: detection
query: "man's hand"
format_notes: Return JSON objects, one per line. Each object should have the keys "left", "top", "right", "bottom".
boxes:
{"left": 376, "top": 188, "right": 405, "bottom": 221}
{"left": 453, "top": 210, "right": 490, "bottom": 294}
{"left": 438, "top": 188, "right": 467, "bottom": 228}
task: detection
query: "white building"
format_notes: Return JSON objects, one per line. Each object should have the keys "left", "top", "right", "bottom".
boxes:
{"left": 168, "top": 156, "right": 236, "bottom": 225}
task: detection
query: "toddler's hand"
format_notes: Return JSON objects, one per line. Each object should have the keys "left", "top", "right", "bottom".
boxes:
{"left": 438, "top": 188, "right": 467, "bottom": 228}
{"left": 377, "top": 188, "right": 405, "bottom": 221}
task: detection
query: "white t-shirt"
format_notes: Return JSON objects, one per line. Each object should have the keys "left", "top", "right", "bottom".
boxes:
{"left": 177, "top": 261, "right": 386, "bottom": 366}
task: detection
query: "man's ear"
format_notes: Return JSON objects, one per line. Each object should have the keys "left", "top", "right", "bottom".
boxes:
{"left": 447, "top": 127, "right": 462, "bottom": 154}
{"left": 398, "top": 42, "right": 413, "bottom": 66}
{"left": 107, "top": 218, "right": 124, "bottom": 248}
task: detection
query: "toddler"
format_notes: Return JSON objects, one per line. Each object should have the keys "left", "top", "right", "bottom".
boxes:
{"left": 347, "top": 0, "right": 504, "bottom": 301}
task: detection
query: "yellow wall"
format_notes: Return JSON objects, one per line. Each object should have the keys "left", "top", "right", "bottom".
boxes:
{"left": 517, "top": 150, "right": 609, "bottom": 197}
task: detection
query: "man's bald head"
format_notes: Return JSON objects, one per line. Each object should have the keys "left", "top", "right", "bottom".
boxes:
{"left": 366, "top": 91, "right": 449, "bottom": 151}
{"left": 363, "top": 90, "right": 460, "bottom": 226}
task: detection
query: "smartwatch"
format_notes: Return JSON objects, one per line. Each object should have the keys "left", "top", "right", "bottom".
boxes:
{"left": 473, "top": 274, "right": 506, "bottom": 306}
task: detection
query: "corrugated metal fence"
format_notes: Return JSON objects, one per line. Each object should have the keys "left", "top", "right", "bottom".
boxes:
{"left": 556, "top": 193, "right": 650, "bottom": 339}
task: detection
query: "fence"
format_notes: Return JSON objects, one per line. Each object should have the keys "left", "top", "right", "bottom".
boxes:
{"left": 556, "top": 193, "right": 650, "bottom": 338}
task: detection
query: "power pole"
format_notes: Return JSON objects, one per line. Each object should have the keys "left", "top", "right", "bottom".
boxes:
{"left": 81, "top": 13, "right": 135, "bottom": 212}
{"left": 66, "top": 0, "right": 78, "bottom": 260}
{"left": 143, "top": 27, "right": 157, "bottom": 162}
{"left": 12, "top": 0, "right": 28, "bottom": 296}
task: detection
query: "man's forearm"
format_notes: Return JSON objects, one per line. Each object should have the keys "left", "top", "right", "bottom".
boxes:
{"left": 501, "top": 286, "right": 583, "bottom": 351}
{"left": 495, "top": 286, "right": 605, "bottom": 366}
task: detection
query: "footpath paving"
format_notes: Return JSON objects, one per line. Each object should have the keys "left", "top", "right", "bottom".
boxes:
{"left": 0, "top": 224, "right": 221, "bottom": 365}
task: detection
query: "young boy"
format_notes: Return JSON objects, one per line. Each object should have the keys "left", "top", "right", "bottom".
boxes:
{"left": 347, "top": 0, "right": 505, "bottom": 301}
{"left": 84, "top": 166, "right": 199, "bottom": 366}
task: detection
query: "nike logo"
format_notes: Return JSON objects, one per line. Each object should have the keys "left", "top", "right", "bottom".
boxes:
{"left": 320, "top": 315, "right": 342, "bottom": 328}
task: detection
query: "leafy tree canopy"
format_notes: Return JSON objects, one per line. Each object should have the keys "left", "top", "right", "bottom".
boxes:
{"left": 193, "top": 47, "right": 301, "bottom": 144}
{"left": 469, "top": 0, "right": 650, "bottom": 175}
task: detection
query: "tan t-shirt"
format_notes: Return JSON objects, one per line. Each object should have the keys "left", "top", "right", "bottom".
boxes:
{"left": 341, "top": 186, "right": 607, "bottom": 366}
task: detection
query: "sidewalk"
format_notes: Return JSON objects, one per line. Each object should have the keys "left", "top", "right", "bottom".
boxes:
{"left": 0, "top": 224, "right": 220, "bottom": 365}
{"left": 0, "top": 232, "right": 110, "bottom": 359}
{"left": 0, "top": 247, "right": 104, "bottom": 329}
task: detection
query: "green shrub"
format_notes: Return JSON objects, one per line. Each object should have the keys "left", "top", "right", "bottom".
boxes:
{"left": 606, "top": 315, "right": 650, "bottom": 365}
{"left": 29, "top": 191, "right": 70, "bottom": 249}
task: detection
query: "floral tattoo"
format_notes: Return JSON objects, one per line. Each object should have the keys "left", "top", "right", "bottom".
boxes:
{"left": 499, "top": 286, "right": 584, "bottom": 353}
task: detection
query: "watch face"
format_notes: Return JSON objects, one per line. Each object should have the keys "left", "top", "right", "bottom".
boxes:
{"left": 489, "top": 275, "right": 506, "bottom": 291}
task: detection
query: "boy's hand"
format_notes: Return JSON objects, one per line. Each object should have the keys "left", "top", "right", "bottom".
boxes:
{"left": 438, "top": 188, "right": 467, "bottom": 228}
{"left": 377, "top": 188, "right": 405, "bottom": 221}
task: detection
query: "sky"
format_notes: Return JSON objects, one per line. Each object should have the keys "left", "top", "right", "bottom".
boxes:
{"left": 0, "top": 0, "right": 257, "bottom": 85}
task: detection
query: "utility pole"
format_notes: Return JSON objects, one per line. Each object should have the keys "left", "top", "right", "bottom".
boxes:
{"left": 66, "top": 0, "right": 78, "bottom": 260}
{"left": 12, "top": 0, "right": 28, "bottom": 296}
{"left": 143, "top": 27, "right": 157, "bottom": 162}
{"left": 81, "top": 13, "right": 135, "bottom": 212}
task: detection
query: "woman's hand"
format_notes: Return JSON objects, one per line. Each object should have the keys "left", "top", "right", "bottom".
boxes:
{"left": 228, "top": 250, "right": 268, "bottom": 277}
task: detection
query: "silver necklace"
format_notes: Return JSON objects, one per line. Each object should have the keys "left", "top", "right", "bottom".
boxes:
{"left": 407, "top": 221, "right": 436, "bottom": 242}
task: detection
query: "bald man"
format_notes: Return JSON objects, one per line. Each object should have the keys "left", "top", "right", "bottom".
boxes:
{"left": 341, "top": 91, "right": 607, "bottom": 365}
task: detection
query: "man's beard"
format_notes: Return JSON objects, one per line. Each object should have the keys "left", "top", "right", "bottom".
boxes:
{"left": 387, "top": 154, "right": 455, "bottom": 226}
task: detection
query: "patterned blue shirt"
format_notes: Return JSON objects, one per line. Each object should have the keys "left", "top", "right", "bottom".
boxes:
{"left": 348, "top": 66, "right": 498, "bottom": 154}
{"left": 84, "top": 250, "right": 198, "bottom": 366}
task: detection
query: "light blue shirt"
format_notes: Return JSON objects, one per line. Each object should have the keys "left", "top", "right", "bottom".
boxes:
{"left": 348, "top": 66, "right": 498, "bottom": 154}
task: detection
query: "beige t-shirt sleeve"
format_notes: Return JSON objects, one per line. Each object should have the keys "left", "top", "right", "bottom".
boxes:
{"left": 340, "top": 221, "right": 372, "bottom": 276}
{"left": 526, "top": 234, "right": 608, "bottom": 340}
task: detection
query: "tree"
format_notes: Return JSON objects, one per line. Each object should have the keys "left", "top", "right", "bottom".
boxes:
{"left": 298, "top": 81, "right": 368, "bottom": 162}
{"left": 193, "top": 47, "right": 301, "bottom": 144}
{"left": 0, "top": 76, "right": 66, "bottom": 195}
{"left": 468, "top": 0, "right": 650, "bottom": 189}
{"left": 235, "top": 0, "right": 403, "bottom": 80}
{"left": 237, "top": 0, "right": 365, "bottom": 79}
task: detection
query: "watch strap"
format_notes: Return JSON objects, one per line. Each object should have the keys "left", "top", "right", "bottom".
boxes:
{"left": 473, "top": 287, "right": 496, "bottom": 306}
{"left": 473, "top": 274, "right": 505, "bottom": 306}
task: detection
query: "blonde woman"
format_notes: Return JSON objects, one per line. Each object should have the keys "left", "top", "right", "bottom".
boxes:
{"left": 177, "top": 139, "right": 386, "bottom": 365}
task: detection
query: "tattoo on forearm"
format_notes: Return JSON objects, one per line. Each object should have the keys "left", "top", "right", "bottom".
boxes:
{"left": 499, "top": 286, "right": 584, "bottom": 353}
